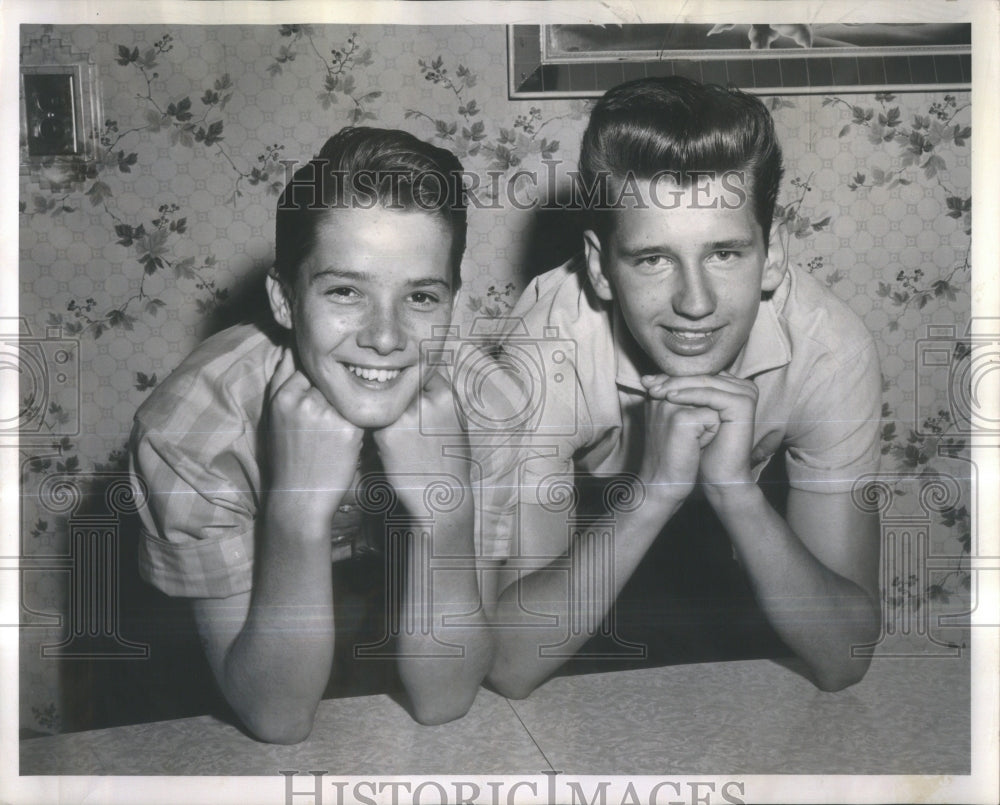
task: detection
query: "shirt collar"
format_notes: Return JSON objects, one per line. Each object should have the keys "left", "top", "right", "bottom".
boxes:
{"left": 614, "top": 268, "right": 793, "bottom": 392}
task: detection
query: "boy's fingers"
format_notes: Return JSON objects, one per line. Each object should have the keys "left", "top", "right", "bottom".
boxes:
{"left": 269, "top": 349, "right": 296, "bottom": 389}
{"left": 663, "top": 386, "right": 754, "bottom": 420}
{"left": 640, "top": 373, "right": 670, "bottom": 388}
{"left": 650, "top": 374, "right": 754, "bottom": 399}
{"left": 268, "top": 349, "right": 310, "bottom": 399}
{"left": 645, "top": 384, "right": 674, "bottom": 401}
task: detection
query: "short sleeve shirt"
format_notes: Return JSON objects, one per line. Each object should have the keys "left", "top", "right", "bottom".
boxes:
{"left": 130, "top": 323, "right": 367, "bottom": 599}
{"left": 489, "top": 257, "right": 882, "bottom": 555}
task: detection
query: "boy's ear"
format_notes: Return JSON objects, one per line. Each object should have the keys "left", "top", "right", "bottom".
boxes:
{"left": 583, "top": 229, "right": 614, "bottom": 302}
{"left": 761, "top": 226, "right": 787, "bottom": 293}
{"left": 265, "top": 271, "right": 294, "bottom": 330}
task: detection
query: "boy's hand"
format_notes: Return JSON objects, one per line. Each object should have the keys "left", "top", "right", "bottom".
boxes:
{"left": 266, "top": 349, "right": 364, "bottom": 521}
{"left": 373, "top": 371, "right": 471, "bottom": 518}
{"left": 638, "top": 389, "right": 721, "bottom": 505}
{"left": 642, "top": 372, "right": 757, "bottom": 493}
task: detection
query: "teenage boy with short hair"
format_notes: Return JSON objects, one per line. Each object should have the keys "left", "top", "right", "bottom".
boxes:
{"left": 131, "top": 127, "right": 492, "bottom": 743}
{"left": 486, "top": 77, "right": 882, "bottom": 698}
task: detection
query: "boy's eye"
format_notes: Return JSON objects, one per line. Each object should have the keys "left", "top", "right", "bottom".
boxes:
{"left": 324, "top": 286, "right": 361, "bottom": 301}
{"left": 708, "top": 250, "right": 740, "bottom": 263}
{"left": 635, "top": 255, "right": 670, "bottom": 269}
{"left": 409, "top": 291, "right": 442, "bottom": 306}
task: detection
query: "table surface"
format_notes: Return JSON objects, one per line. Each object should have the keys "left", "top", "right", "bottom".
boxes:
{"left": 21, "top": 651, "right": 970, "bottom": 776}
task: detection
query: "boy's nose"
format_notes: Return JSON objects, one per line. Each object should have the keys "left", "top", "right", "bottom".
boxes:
{"left": 672, "top": 266, "right": 717, "bottom": 319}
{"left": 358, "top": 303, "right": 406, "bottom": 354}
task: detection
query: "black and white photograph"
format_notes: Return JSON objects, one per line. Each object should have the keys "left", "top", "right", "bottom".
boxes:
{"left": 2, "top": 1, "right": 998, "bottom": 804}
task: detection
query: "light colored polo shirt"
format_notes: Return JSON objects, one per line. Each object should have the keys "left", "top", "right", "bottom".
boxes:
{"left": 488, "top": 256, "right": 882, "bottom": 558}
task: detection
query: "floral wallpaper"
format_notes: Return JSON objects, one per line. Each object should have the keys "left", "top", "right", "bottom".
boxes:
{"left": 17, "top": 24, "right": 972, "bottom": 735}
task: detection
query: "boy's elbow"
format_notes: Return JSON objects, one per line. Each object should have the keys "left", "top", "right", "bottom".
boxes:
{"left": 487, "top": 667, "right": 538, "bottom": 701}
{"left": 242, "top": 708, "right": 316, "bottom": 745}
{"left": 812, "top": 655, "right": 873, "bottom": 692}
{"left": 410, "top": 690, "right": 478, "bottom": 726}
{"left": 812, "top": 605, "right": 879, "bottom": 692}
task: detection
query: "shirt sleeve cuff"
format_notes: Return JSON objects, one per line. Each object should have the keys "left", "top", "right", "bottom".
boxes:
{"left": 138, "top": 525, "right": 255, "bottom": 599}
{"left": 785, "top": 457, "right": 883, "bottom": 495}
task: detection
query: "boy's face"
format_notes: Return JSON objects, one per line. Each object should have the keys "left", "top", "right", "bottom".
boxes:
{"left": 585, "top": 173, "right": 785, "bottom": 378}
{"left": 268, "top": 205, "right": 456, "bottom": 429}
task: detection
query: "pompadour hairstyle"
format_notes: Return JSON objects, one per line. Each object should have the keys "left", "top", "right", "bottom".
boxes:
{"left": 579, "top": 76, "right": 784, "bottom": 245}
{"left": 273, "top": 126, "right": 467, "bottom": 288}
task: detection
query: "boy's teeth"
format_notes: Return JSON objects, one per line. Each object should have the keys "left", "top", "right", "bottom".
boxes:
{"left": 347, "top": 365, "right": 401, "bottom": 382}
{"left": 673, "top": 329, "right": 709, "bottom": 340}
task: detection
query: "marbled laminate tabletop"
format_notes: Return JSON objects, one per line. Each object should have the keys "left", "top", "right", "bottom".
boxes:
{"left": 21, "top": 652, "right": 969, "bottom": 777}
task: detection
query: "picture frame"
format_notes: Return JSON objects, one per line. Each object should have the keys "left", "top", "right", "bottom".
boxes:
{"left": 508, "top": 23, "right": 972, "bottom": 98}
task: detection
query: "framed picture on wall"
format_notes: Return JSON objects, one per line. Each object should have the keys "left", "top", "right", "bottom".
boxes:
{"left": 508, "top": 23, "right": 972, "bottom": 98}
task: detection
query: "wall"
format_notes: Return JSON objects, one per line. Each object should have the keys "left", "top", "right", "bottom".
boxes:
{"left": 18, "top": 24, "right": 973, "bottom": 734}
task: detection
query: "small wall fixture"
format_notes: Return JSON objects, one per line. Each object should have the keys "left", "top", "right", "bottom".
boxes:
{"left": 22, "top": 67, "right": 82, "bottom": 157}
{"left": 20, "top": 29, "right": 101, "bottom": 168}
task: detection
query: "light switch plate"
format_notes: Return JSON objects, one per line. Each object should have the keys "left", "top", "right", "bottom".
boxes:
{"left": 23, "top": 69, "right": 80, "bottom": 157}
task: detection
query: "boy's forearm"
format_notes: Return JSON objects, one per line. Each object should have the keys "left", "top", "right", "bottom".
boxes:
{"left": 488, "top": 487, "right": 685, "bottom": 699}
{"left": 708, "top": 484, "right": 879, "bottom": 690}
{"left": 220, "top": 497, "right": 337, "bottom": 743}
{"left": 396, "top": 502, "right": 493, "bottom": 724}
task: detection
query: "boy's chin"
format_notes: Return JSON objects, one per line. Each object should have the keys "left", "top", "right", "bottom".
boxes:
{"left": 339, "top": 405, "right": 410, "bottom": 431}
{"left": 654, "top": 356, "right": 732, "bottom": 378}
{"left": 318, "top": 378, "right": 420, "bottom": 431}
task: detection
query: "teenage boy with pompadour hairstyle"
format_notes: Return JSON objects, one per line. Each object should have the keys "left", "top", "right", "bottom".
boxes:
{"left": 131, "top": 127, "right": 492, "bottom": 743}
{"left": 484, "top": 77, "right": 882, "bottom": 698}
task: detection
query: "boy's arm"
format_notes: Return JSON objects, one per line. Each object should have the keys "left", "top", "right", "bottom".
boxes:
{"left": 395, "top": 494, "right": 492, "bottom": 725}
{"left": 190, "top": 494, "right": 338, "bottom": 744}
{"left": 485, "top": 397, "right": 719, "bottom": 699}
{"left": 197, "top": 351, "right": 363, "bottom": 742}
{"left": 647, "top": 372, "right": 880, "bottom": 690}
{"left": 166, "top": 350, "right": 362, "bottom": 743}
{"left": 373, "top": 372, "right": 494, "bottom": 724}
{"left": 723, "top": 484, "right": 880, "bottom": 688}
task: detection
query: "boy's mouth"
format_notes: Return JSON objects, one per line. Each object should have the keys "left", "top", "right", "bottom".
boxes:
{"left": 661, "top": 326, "right": 722, "bottom": 356}
{"left": 343, "top": 363, "right": 404, "bottom": 385}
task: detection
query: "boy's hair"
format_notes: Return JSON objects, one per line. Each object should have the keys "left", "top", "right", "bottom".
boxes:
{"left": 274, "top": 126, "right": 467, "bottom": 289}
{"left": 580, "top": 76, "right": 784, "bottom": 246}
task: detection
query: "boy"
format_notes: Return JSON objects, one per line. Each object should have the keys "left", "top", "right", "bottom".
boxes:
{"left": 485, "top": 77, "right": 882, "bottom": 698}
{"left": 130, "top": 127, "right": 492, "bottom": 743}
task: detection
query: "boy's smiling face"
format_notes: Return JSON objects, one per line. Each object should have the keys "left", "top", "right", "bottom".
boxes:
{"left": 268, "top": 205, "right": 456, "bottom": 429}
{"left": 585, "top": 173, "right": 785, "bottom": 378}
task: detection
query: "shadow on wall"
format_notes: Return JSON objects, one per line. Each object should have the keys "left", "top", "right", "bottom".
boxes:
{"left": 202, "top": 261, "right": 274, "bottom": 338}
{"left": 513, "top": 204, "right": 589, "bottom": 287}
{"left": 49, "top": 483, "right": 230, "bottom": 735}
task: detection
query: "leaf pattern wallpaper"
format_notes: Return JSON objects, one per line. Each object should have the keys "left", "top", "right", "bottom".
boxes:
{"left": 18, "top": 24, "right": 972, "bottom": 734}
